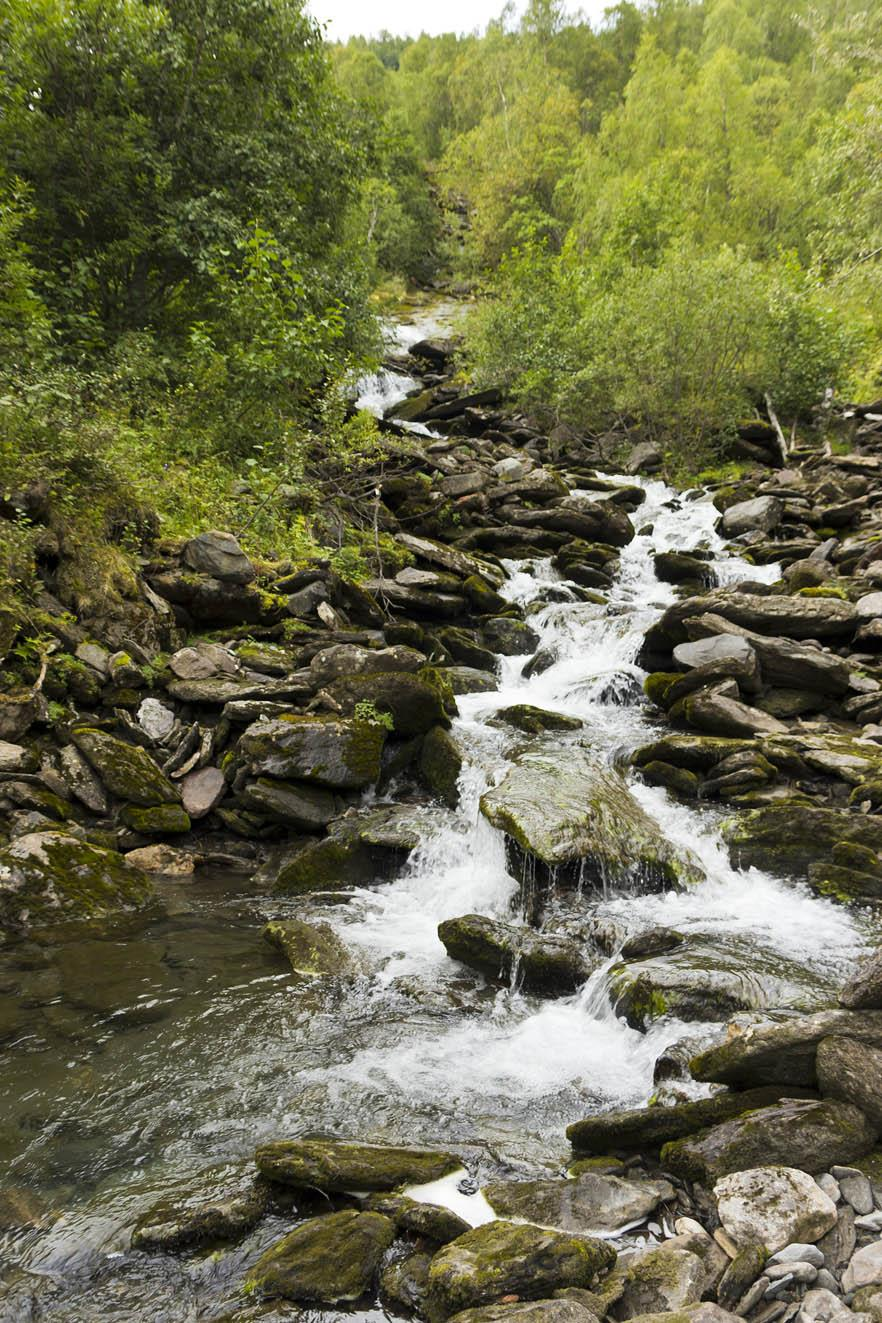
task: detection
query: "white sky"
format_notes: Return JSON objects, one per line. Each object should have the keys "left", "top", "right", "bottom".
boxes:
{"left": 307, "top": 0, "right": 612, "bottom": 42}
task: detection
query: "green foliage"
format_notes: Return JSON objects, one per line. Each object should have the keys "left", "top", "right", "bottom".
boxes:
{"left": 354, "top": 699, "right": 395, "bottom": 732}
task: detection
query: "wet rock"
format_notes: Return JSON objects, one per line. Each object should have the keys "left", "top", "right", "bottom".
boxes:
{"left": 443, "top": 666, "right": 499, "bottom": 695}
{"left": 685, "top": 615, "right": 854, "bottom": 695}
{"left": 254, "top": 1138, "right": 460, "bottom": 1192}
{"left": 169, "top": 642, "right": 238, "bottom": 680}
{"left": 131, "top": 1175, "right": 267, "bottom": 1251}
{"left": 167, "top": 674, "right": 310, "bottom": 705}
{"left": 366, "top": 1192, "right": 471, "bottom": 1244}
{"left": 181, "top": 766, "right": 226, "bottom": 820}
{"left": 621, "top": 929, "right": 685, "bottom": 960}
{"left": 816, "top": 1037, "right": 882, "bottom": 1129}
{"left": 615, "top": 1244, "right": 706, "bottom": 1318}
{"left": 682, "top": 685, "right": 788, "bottom": 738}
{"left": 425, "top": 1221, "right": 616, "bottom": 1320}
{"left": 660, "top": 1098, "right": 877, "bottom": 1184}
{"left": 724, "top": 807, "right": 882, "bottom": 882}
{"left": 182, "top": 530, "right": 255, "bottom": 584}
{"left": 381, "top": 1250, "right": 433, "bottom": 1313}
{"left": 492, "top": 704, "right": 583, "bottom": 734}
{"left": 126, "top": 843, "right": 196, "bottom": 876}
{"left": 321, "top": 670, "right": 454, "bottom": 737}
{"left": 714, "top": 1167, "right": 838, "bottom": 1253}
{"left": 721, "top": 497, "right": 783, "bottom": 537}
{"left": 439, "top": 913, "right": 596, "bottom": 995}
{"left": 239, "top": 715, "right": 385, "bottom": 790}
{"left": 646, "top": 591, "right": 857, "bottom": 649}
{"left": 483, "top": 1172, "right": 674, "bottom": 1234}
{"left": 239, "top": 776, "right": 339, "bottom": 830}
{"left": 70, "top": 727, "right": 178, "bottom": 806}
{"left": 841, "top": 949, "right": 882, "bottom": 1010}
{"left": 0, "top": 831, "right": 153, "bottom": 934}
{"left": 0, "top": 741, "right": 32, "bottom": 774}
{"left": 270, "top": 804, "right": 422, "bottom": 894}
{"left": 609, "top": 943, "right": 789, "bottom": 1029}
{"left": 718, "top": 1244, "right": 767, "bottom": 1310}
{"left": 654, "top": 551, "right": 718, "bottom": 587}
{"left": 262, "top": 919, "right": 352, "bottom": 978}
{"left": 479, "top": 745, "right": 703, "bottom": 891}
{"left": 246, "top": 1208, "right": 394, "bottom": 1302}
{"left": 0, "top": 691, "right": 43, "bottom": 742}
{"left": 480, "top": 617, "right": 540, "bottom": 656}
{"left": 566, "top": 1088, "right": 813, "bottom": 1154}
{"left": 672, "top": 634, "right": 760, "bottom": 689}
{"left": 420, "top": 725, "right": 464, "bottom": 809}
{"left": 689, "top": 1011, "right": 882, "bottom": 1088}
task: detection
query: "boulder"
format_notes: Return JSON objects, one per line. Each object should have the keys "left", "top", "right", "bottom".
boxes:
{"left": 131, "top": 1172, "right": 267, "bottom": 1251}
{"left": 254, "top": 1139, "right": 460, "bottom": 1192}
{"left": 309, "top": 643, "right": 426, "bottom": 687}
{"left": 126, "top": 843, "right": 196, "bottom": 876}
{"left": 448, "top": 1304, "right": 598, "bottom": 1323}
{"left": 479, "top": 745, "right": 703, "bottom": 891}
{"left": 322, "top": 670, "right": 453, "bottom": 737}
{"left": 673, "top": 634, "right": 759, "bottom": 683}
{"left": 566, "top": 1087, "right": 814, "bottom": 1154}
{"left": 721, "top": 497, "right": 783, "bottom": 537}
{"left": 240, "top": 776, "right": 339, "bottom": 830}
{"left": 816, "top": 1036, "right": 882, "bottom": 1129}
{"left": 246, "top": 1209, "right": 394, "bottom": 1302}
{"left": 483, "top": 1172, "right": 674, "bottom": 1234}
{"left": 627, "top": 442, "right": 663, "bottom": 475}
{"left": 270, "top": 804, "right": 422, "bottom": 894}
{"left": 366, "top": 1194, "right": 470, "bottom": 1244}
{"left": 615, "top": 1244, "right": 706, "bottom": 1318}
{"left": 70, "top": 727, "right": 178, "bottom": 806}
{"left": 438, "top": 913, "right": 596, "bottom": 995}
{"left": 0, "top": 831, "right": 153, "bottom": 934}
{"left": 714, "top": 1166, "right": 837, "bottom": 1253}
{"left": 58, "top": 743, "right": 109, "bottom": 813}
{"left": 239, "top": 715, "right": 385, "bottom": 790}
{"left": 690, "top": 1010, "right": 882, "bottom": 1088}
{"left": 262, "top": 919, "right": 352, "bottom": 979}
{"left": 182, "top": 530, "right": 255, "bottom": 584}
{"left": 181, "top": 766, "right": 226, "bottom": 819}
{"left": 660, "top": 1098, "right": 877, "bottom": 1183}
{"left": 425, "top": 1221, "right": 616, "bottom": 1320}
{"left": 420, "top": 725, "right": 464, "bottom": 808}
{"left": 0, "top": 691, "right": 42, "bottom": 742}
{"left": 120, "top": 803, "right": 191, "bottom": 834}
{"left": 381, "top": 1250, "right": 433, "bottom": 1314}
{"left": 843, "top": 1243, "right": 882, "bottom": 1293}
{"left": 169, "top": 642, "right": 238, "bottom": 680}
{"left": 0, "top": 740, "right": 31, "bottom": 773}
{"left": 493, "top": 704, "right": 583, "bottom": 735}
{"left": 682, "top": 613, "right": 852, "bottom": 695}
{"left": 841, "top": 949, "right": 882, "bottom": 1009}
{"left": 682, "top": 686, "right": 787, "bottom": 738}
{"left": 724, "top": 807, "right": 882, "bottom": 880}
{"left": 395, "top": 533, "right": 504, "bottom": 586}
{"left": 646, "top": 591, "right": 857, "bottom": 649}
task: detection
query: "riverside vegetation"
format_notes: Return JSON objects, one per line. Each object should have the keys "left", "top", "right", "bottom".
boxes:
{"left": 4, "top": 1, "right": 882, "bottom": 1322}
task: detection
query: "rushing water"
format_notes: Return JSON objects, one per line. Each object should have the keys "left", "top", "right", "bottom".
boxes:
{"left": 1, "top": 307, "right": 879, "bottom": 1320}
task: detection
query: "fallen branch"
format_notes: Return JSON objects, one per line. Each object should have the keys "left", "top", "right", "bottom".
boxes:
{"left": 764, "top": 393, "right": 789, "bottom": 465}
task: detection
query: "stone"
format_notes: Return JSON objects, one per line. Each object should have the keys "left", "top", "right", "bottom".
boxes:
{"left": 843, "top": 1243, "right": 882, "bottom": 1293}
{"left": 125, "top": 844, "right": 196, "bottom": 876}
{"left": 239, "top": 715, "right": 385, "bottom": 790}
{"left": 661, "top": 1099, "right": 878, "bottom": 1184}
{"left": 70, "top": 727, "right": 178, "bottom": 806}
{"left": 647, "top": 591, "right": 858, "bottom": 648}
{"left": 673, "top": 633, "right": 759, "bottom": 675}
{"left": 255, "top": 1139, "right": 460, "bottom": 1192}
{"left": 58, "top": 743, "right": 109, "bottom": 813}
{"left": 75, "top": 640, "right": 110, "bottom": 675}
{"left": 309, "top": 643, "right": 426, "bottom": 687}
{"left": 770, "top": 1245, "right": 826, "bottom": 1268}
{"left": 381, "top": 1251, "right": 433, "bottom": 1314}
{"left": 479, "top": 744, "right": 703, "bottom": 891}
{"left": 181, "top": 766, "right": 226, "bottom": 819}
{"left": 689, "top": 1010, "right": 882, "bottom": 1088}
{"left": 0, "top": 741, "right": 30, "bottom": 773}
{"left": 493, "top": 704, "right": 584, "bottom": 735}
{"left": 425, "top": 1221, "right": 616, "bottom": 1320}
{"left": 366, "top": 1194, "right": 470, "bottom": 1244}
{"left": 169, "top": 642, "right": 238, "bottom": 681}
{"left": 240, "top": 776, "right": 338, "bottom": 831}
{"left": 816, "top": 1174, "right": 841, "bottom": 1201}
{"left": 683, "top": 686, "right": 787, "bottom": 738}
{"left": 616, "top": 1245, "right": 706, "bottom": 1318}
{"left": 0, "top": 831, "right": 153, "bottom": 935}
{"left": 718, "top": 1244, "right": 767, "bottom": 1310}
{"left": 566, "top": 1088, "right": 814, "bottom": 1154}
{"left": 246, "top": 1209, "right": 394, "bottom": 1302}
{"left": 262, "top": 919, "right": 352, "bottom": 978}
{"left": 137, "top": 697, "right": 176, "bottom": 741}
{"left": 817, "top": 1206, "right": 856, "bottom": 1274}
{"left": 439, "top": 913, "right": 596, "bottom": 995}
{"left": 483, "top": 1172, "right": 674, "bottom": 1235}
{"left": 447, "top": 1304, "right": 599, "bottom": 1323}
{"left": 722, "top": 497, "right": 783, "bottom": 538}
{"left": 0, "top": 691, "right": 41, "bottom": 742}
{"left": 817, "top": 1037, "right": 882, "bottom": 1131}
{"left": 857, "top": 593, "right": 882, "bottom": 620}
{"left": 837, "top": 1171, "right": 874, "bottom": 1215}
{"left": 802, "top": 1288, "right": 856, "bottom": 1323}
{"left": 182, "top": 530, "right": 256, "bottom": 584}
{"left": 420, "top": 725, "right": 464, "bottom": 809}
{"left": 628, "top": 442, "right": 663, "bottom": 475}
{"left": 714, "top": 1167, "right": 838, "bottom": 1254}
{"left": 841, "top": 950, "right": 882, "bottom": 1010}
{"left": 320, "top": 670, "right": 455, "bottom": 737}
{"left": 120, "top": 802, "right": 191, "bottom": 834}
{"left": 444, "top": 666, "right": 499, "bottom": 695}
{"left": 132, "top": 1175, "right": 267, "bottom": 1251}
{"left": 395, "top": 533, "right": 504, "bottom": 586}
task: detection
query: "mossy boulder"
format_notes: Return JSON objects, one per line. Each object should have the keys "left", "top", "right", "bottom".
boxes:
{"left": 254, "top": 1138, "right": 461, "bottom": 1192}
{"left": 447, "top": 1304, "right": 600, "bottom": 1323}
{"left": 239, "top": 714, "right": 385, "bottom": 790}
{"left": 492, "top": 704, "right": 583, "bottom": 735}
{"left": 479, "top": 744, "right": 704, "bottom": 891}
{"left": 246, "top": 1209, "right": 394, "bottom": 1302}
{"left": 131, "top": 1170, "right": 268, "bottom": 1251}
{"left": 615, "top": 1244, "right": 706, "bottom": 1318}
{"left": 381, "top": 1250, "right": 433, "bottom": 1314}
{"left": 483, "top": 1172, "right": 674, "bottom": 1235}
{"left": 262, "top": 919, "right": 352, "bottom": 979}
{"left": 365, "top": 1193, "right": 470, "bottom": 1244}
{"left": 724, "top": 805, "right": 882, "bottom": 879}
{"left": 0, "top": 830, "right": 154, "bottom": 935}
{"left": 660, "top": 1098, "right": 877, "bottom": 1183}
{"left": 425, "top": 1221, "right": 616, "bottom": 1321}
{"left": 120, "top": 803, "right": 191, "bottom": 834}
{"left": 270, "top": 804, "right": 423, "bottom": 894}
{"left": 439, "top": 913, "right": 597, "bottom": 995}
{"left": 420, "top": 724, "right": 464, "bottom": 808}
{"left": 323, "top": 670, "right": 454, "bottom": 738}
{"left": 71, "top": 726, "right": 178, "bottom": 806}
{"left": 689, "top": 1009, "right": 882, "bottom": 1088}
{"left": 639, "top": 762, "right": 700, "bottom": 797}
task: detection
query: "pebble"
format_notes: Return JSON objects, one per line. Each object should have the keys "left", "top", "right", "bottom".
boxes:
{"left": 839, "top": 1176, "right": 874, "bottom": 1217}
{"left": 767, "top": 1262, "right": 819, "bottom": 1285}
{"left": 772, "top": 1246, "right": 826, "bottom": 1268}
{"left": 817, "top": 1175, "right": 842, "bottom": 1203}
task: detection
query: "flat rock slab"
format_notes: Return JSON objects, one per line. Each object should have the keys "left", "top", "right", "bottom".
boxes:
{"left": 483, "top": 1172, "right": 674, "bottom": 1234}
{"left": 689, "top": 1010, "right": 882, "bottom": 1087}
{"left": 714, "top": 1166, "right": 837, "bottom": 1253}
{"left": 426, "top": 1221, "right": 616, "bottom": 1320}
{"left": 479, "top": 745, "right": 703, "bottom": 889}
{"left": 71, "top": 726, "right": 178, "bottom": 806}
{"left": 247, "top": 1209, "right": 394, "bottom": 1302}
{"left": 817, "top": 1036, "right": 882, "bottom": 1129}
{"left": 660, "top": 1098, "right": 877, "bottom": 1184}
{"left": 240, "top": 715, "right": 385, "bottom": 790}
{"left": 448, "top": 1304, "right": 599, "bottom": 1323}
{"left": 254, "top": 1139, "right": 461, "bottom": 1192}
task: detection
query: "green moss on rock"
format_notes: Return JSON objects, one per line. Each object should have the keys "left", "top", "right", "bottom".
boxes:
{"left": 120, "top": 803, "right": 191, "bottom": 834}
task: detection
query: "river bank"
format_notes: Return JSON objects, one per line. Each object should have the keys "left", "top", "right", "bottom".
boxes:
{"left": 2, "top": 303, "right": 882, "bottom": 1321}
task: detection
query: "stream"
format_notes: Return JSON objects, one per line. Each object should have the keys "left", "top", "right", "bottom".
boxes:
{"left": 0, "top": 302, "right": 877, "bottom": 1321}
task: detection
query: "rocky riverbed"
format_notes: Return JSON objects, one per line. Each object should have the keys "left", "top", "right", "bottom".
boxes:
{"left": 2, "top": 303, "right": 882, "bottom": 1321}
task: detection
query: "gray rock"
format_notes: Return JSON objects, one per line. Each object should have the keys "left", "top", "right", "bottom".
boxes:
{"left": 483, "top": 1172, "right": 674, "bottom": 1234}
{"left": 802, "top": 1288, "right": 856, "bottom": 1322}
{"left": 816, "top": 1175, "right": 842, "bottom": 1202}
{"left": 240, "top": 715, "right": 385, "bottom": 790}
{"left": 650, "top": 590, "right": 857, "bottom": 645}
{"left": 182, "top": 530, "right": 255, "bottom": 584}
{"left": 448, "top": 1303, "right": 599, "bottom": 1323}
{"left": 0, "top": 831, "right": 153, "bottom": 935}
{"left": 840, "top": 949, "right": 882, "bottom": 1010}
{"left": 0, "top": 741, "right": 29, "bottom": 773}
{"left": 616, "top": 1245, "right": 706, "bottom": 1318}
{"left": 684, "top": 614, "right": 852, "bottom": 696}
{"left": 856, "top": 592, "right": 882, "bottom": 620}
{"left": 240, "top": 777, "right": 338, "bottom": 830}
{"left": 71, "top": 726, "right": 178, "bottom": 806}
{"left": 58, "top": 743, "right": 108, "bottom": 813}
{"left": 627, "top": 442, "right": 663, "bottom": 475}
{"left": 246, "top": 1209, "right": 394, "bottom": 1302}
{"left": 169, "top": 642, "right": 238, "bottom": 680}
{"left": 766, "top": 1261, "right": 818, "bottom": 1284}
{"left": 722, "top": 497, "right": 783, "bottom": 537}
{"left": 771, "top": 1246, "right": 826, "bottom": 1268}
{"left": 815, "top": 1037, "right": 882, "bottom": 1130}
{"left": 309, "top": 643, "right": 425, "bottom": 687}
{"left": 818, "top": 1207, "right": 856, "bottom": 1274}
{"left": 683, "top": 685, "right": 788, "bottom": 737}
{"left": 689, "top": 1010, "right": 882, "bottom": 1088}
{"left": 714, "top": 1167, "right": 838, "bottom": 1254}
{"left": 673, "top": 634, "right": 758, "bottom": 673}
{"left": 181, "top": 766, "right": 226, "bottom": 819}
{"left": 75, "top": 640, "right": 110, "bottom": 675}
{"left": 439, "top": 913, "right": 596, "bottom": 995}
{"left": 137, "top": 697, "right": 176, "bottom": 741}
{"left": 843, "top": 1242, "right": 882, "bottom": 1292}
{"left": 255, "top": 1139, "right": 460, "bottom": 1192}
{"left": 838, "top": 1172, "right": 874, "bottom": 1216}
